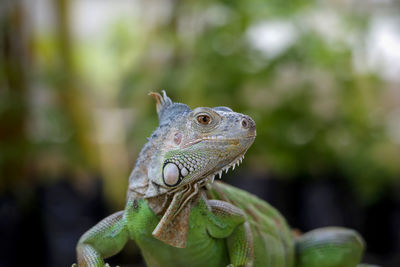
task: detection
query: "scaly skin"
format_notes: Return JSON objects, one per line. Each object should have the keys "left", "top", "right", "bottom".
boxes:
{"left": 74, "top": 91, "right": 367, "bottom": 267}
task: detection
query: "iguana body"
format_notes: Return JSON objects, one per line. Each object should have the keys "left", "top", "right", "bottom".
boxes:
{"left": 75, "top": 91, "right": 366, "bottom": 267}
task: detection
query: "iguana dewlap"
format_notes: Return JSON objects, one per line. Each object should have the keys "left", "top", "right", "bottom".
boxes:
{"left": 74, "top": 91, "right": 367, "bottom": 267}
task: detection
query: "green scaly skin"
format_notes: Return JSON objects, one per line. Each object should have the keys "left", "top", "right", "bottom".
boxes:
{"left": 74, "top": 91, "right": 369, "bottom": 267}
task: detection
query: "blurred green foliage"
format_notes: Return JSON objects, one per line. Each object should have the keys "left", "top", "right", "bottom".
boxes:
{"left": 1, "top": 0, "right": 399, "bottom": 203}
{"left": 114, "top": 1, "right": 399, "bottom": 201}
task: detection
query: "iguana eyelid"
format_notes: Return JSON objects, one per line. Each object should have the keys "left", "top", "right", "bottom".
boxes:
{"left": 191, "top": 108, "right": 221, "bottom": 127}
{"left": 191, "top": 107, "right": 220, "bottom": 117}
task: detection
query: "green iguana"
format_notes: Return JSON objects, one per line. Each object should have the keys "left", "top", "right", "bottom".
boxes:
{"left": 74, "top": 91, "right": 367, "bottom": 267}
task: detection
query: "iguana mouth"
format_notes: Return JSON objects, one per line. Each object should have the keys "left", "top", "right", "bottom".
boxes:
{"left": 182, "top": 135, "right": 256, "bottom": 149}
{"left": 205, "top": 152, "right": 246, "bottom": 184}
{"left": 180, "top": 134, "right": 255, "bottom": 184}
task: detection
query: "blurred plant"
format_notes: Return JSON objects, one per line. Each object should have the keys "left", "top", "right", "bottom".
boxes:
{"left": 114, "top": 0, "right": 399, "bottom": 202}
{"left": 2, "top": 0, "right": 399, "bottom": 204}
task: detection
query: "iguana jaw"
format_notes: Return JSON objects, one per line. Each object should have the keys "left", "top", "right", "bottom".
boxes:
{"left": 161, "top": 132, "right": 256, "bottom": 189}
{"left": 183, "top": 135, "right": 249, "bottom": 148}
{"left": 206, "top": 150, "right": 247, "bottom": 184}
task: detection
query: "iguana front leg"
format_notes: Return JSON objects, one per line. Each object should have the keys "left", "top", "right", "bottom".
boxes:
{"left": 74, "top": 211, "right": 129, "bottom": 267}
{"left": 206, "top": 199, "right": 254, "bottom": 267}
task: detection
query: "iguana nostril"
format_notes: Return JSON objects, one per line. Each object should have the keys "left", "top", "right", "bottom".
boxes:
{"left": 241, "top": 116, "right": 256, "bottom": 131}
{"left": 241, "top": 119, "right": 249, "bottom": 129}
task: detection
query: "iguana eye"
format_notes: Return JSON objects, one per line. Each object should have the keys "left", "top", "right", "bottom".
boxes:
{"left": 197, "top": 115, "right": 211, "bottom": 125}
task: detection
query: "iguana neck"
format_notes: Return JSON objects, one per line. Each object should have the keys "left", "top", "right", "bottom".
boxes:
{"left": 128, "top": 130, "right": 209, "bottom": 248}
{"left": 128, "top": 143, "right": 205, "bottom": 248}
{"left": 128, "top": 139, "right": 206, "bottom": 215}
{"left": 128, "top": 125, "right": 169, "bottom": 200}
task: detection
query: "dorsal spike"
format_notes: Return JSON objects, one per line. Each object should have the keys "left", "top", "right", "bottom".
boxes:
{"left": 149, "top": 90, "right": 172, "bottom": 117}
{"left": 148, "top": 90, "right": 190, "bottom": 124}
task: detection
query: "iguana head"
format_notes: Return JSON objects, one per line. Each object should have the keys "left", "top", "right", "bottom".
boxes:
{"left": 128, "top": 91, "right": 256, "bottom": 248}
{"left": 145, "top": 91, "right": 256, "bottom": 192}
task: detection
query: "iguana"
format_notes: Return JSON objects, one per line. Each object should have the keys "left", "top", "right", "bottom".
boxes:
{"left": 74, "top": 91, "right": 367, "bottom": 267}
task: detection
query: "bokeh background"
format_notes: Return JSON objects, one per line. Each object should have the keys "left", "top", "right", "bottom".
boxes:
{"left": 1, "top": 0, "right": 400, "bottom": 266}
